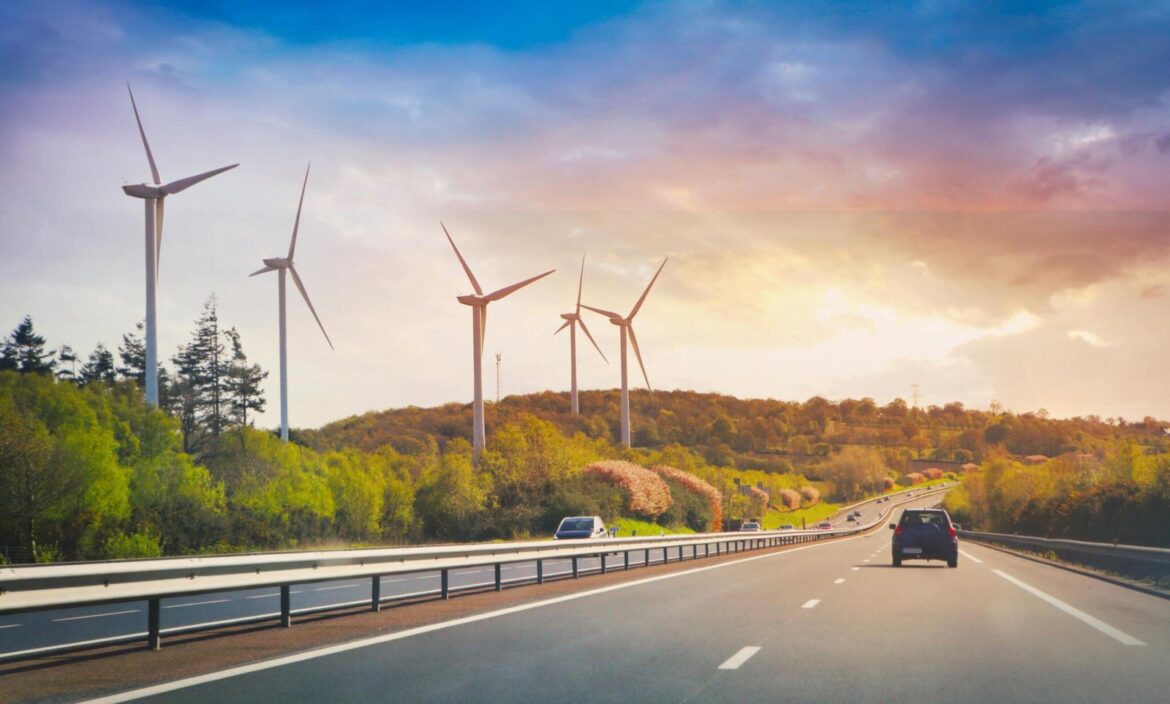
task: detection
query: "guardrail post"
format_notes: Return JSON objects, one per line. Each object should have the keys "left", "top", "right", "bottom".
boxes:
{"left": 441, "top": 569, "right": 450, "bottom": 600}
{"left": 572, "top": 556, "right": 579, "bottom": 578}
{"left": 624, "top": 550, "right": 630, "bottom": 570}
{"left": 147, "top": 597, "right": 161, "bottom": 650}
{"left": 601, "top": 553, "right": 608, "bottom": 574}
{"left": 280, "top": 585, "right": 291, "bottom": 628}
{"left": 663, "top": 547, "right": 669, "bottom": 564}
{"left": 371, "top": 575, "right": 381, "bottom": 612}
{"left": 495, "top": 563, "right": 502, "bottom": 591}
{"left": 537, "top": 559, "right": 544, "bottom": 584}
{"left": 644, "top": 548, "right": 650, "bottom": 566}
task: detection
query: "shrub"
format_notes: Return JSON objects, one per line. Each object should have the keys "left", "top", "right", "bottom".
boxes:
{"left": 799, "top": 485, "right": 820, "bottom": 505}
{"left": 898, "top": 472, "right": 926, "bottom": 486}
{"left": 882, "top": 476, "right": 895, "bottom": 491}
{"left": 923, "top": 467, "right": 944, "bottom": 480}
{"left": 777, "top": 488, "right": 801, "bottom": 510}
{"left": 584, "top": 461, "right": 672, "bottom": 519}
{"left": 649, "top": 465, "right": 722, "bottom": 530}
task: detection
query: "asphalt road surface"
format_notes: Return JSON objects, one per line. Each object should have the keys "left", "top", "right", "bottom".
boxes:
{"left": 75, "top": 494, "right": 1170, "bottom": 704}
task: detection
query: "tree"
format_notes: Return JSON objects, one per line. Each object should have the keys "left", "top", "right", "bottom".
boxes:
{"left": 223, "top": 327, "right": 267, "bottom": 446}
{"left": 170, "top": 297, "right": 228, "bottom": 456}
{"left": 118, "top": 322, "right": 146, "bottom": 386}
{"left": 57, "top": 345, "right": 78, "bottom": 383}
{"left": 0, "top": 400, "right": 56, "bottom": 561}
{"left": 3, "top": 316, "right": 56, "bottom": 374}
{"left": 78, "top": 343, "right": 117, "bottom": 385}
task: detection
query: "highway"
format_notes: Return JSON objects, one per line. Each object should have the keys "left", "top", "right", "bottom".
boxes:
{"left": 69, "top": 494, "right": 1170, "bottom": 704}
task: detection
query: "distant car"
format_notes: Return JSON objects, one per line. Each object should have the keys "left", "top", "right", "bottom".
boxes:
{"left": 853, "top": 510, "right": 862, "bottom": 517}
{"left": 554, "top": 515, "right": 608, "bottom": 540}
{"left": 817, "top": 521, "right": 832, "bottom": 530}
{"left": 778, "top": 524, "right": 795, "bottom": 531}
{"left": 846, "top": 514, "right": 857, "bottom": 523}
{"left": 739, "top": 521, "right": 762, "bottom": 532}
{"left": 890, "top": 508, "right": 958, "bottom": 567}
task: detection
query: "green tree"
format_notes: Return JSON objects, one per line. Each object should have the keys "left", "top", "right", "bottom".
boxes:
{"left": 223, "top": 327, "right": 267, "bottom": 445}
{"left": 56, "top": 345, "right": 79, "bottom": 383}
{"left": 0, "top": 399, "right": 56, "bottom": 561}
{"left": 3, "top": 316, "right": 56, "bottom": 374}
{"left": 118, "top": 322, "right": 147, "bottom": 386}
{"left": 78, "top": 343, "right": 117, "bottom": 385}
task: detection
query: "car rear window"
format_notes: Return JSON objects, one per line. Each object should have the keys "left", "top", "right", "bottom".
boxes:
{"left": 899, "top": 511, "right": 949, "bottom": 527}
{"left": 560, "top": 518, "right": 594, "bottom": 531}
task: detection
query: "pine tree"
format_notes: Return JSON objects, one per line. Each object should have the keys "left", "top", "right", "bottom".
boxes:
{"left": 78, "top": 343, "right": 117, "bottom": 385}
{"left": 223, "top": 327, "right": 268, "bottom": 448}
{"left": 118, "top": 322, "right": 146, "bottom": 386}
{"left": 56, "top": 345, "right": 78, "bottom": 383}
{"left": 3, "top": 316, "right": 56, "bottom": 374}
{"left": 170, "top": 296, "right": 226, "bottom": 456}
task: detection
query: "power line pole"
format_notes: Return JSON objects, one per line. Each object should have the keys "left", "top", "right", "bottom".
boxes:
{"left": 495, "top": 352, "right": 501, "bottom": 403}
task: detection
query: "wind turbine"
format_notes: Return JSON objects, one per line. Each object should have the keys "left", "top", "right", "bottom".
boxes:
{"left": 250, "top": 165, "right": 333, "bottom": 442}
{"left": 443, "top": 223, "right": 555, "bottom": 457}
{"left": 121, "top": 84, "right": 238, "bottom": 406}
{"left": 554, "top": 255, "right": 608, "bottom": 414}
{"left": 582, "top": 258, "right": 668, "bottom": 447}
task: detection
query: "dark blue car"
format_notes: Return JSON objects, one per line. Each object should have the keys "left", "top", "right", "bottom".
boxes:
{"left": 890, "top": 508, "right": 958, "bottom": 567}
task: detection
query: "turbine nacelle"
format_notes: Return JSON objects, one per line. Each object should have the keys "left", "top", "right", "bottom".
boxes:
{"left": 122, "top": 183, "right": 164, "bottom": 199}
{"left": 457, "top": 295, "right": 488, "bottom": 306}
{"left": 263, "top": 257, "right": 291, "bottom": 269}
{"left": 560, "top": 312, "right": 579, "bottom": 321}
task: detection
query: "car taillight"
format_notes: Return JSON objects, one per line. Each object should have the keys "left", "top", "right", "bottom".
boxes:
{"left": 894, "top": 525, "right": 902, "bottom": 536}
{"left": 949, "top": 526, "right": 956, "bottom": 538}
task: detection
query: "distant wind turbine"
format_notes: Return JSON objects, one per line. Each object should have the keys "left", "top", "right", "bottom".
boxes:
{"left": 121, "top": 84, "right": 238, "bottom": 406}
{"left": 582, "top": 258, "right": 668, "bottom": 447}
{"left": 250, "top": 165, "right": 333, "bottom": 442}
{"left": 443, "top": 223, "right": 555, "bottom": 456}
{"left": 555, "top": 255, "right": 608, "bottom": 414}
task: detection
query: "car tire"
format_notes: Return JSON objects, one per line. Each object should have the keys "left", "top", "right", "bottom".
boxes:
{"left": 893, "top": 556, "right": 902, "bottom": 567}
{"left": 947, "top": 556, "right": 957, "bottom": 568}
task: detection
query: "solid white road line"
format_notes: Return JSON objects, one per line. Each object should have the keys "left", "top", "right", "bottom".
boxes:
{"left": 163, "top": 599, "right": 230, "bottom": 609}
{"left": 958, "top": 549, "right": 983, "bottom": 564}
{"left": 802, "top": 599, "right": 820, "bottom": 609}
{"left": 992, "top": 569, "right": 1145, "bottom": 646}
{"left": 313, "top": 584, "right": 360, "bottom": 592}
{"left": 718, "top": 646, "right": 761, "bottom": 670}
{"left": 0, "top": 623, "right": 21, "bottom": 630}
{"left": 81, "top": 541, "right": 840, "bottom": 704}
{"left": 834, "top": 578, "right": 845, "bottom": 584}
{"left": 52, "top": 609, "right": 139, "bottom": 622}
{"left": 245, "top": 593, "right": 279, "bottom": 599}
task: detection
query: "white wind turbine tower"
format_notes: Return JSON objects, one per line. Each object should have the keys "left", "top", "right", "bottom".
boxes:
{"left": 121, "top": 84, "right": 238, "bottom": 406}
{"left": 250, "top": 165, "right": 334, "bottom": 442}
{"left": 554, "top": 255, "right": 608, "bottom": 414}
{"left": 582, "top": 258, "right": 668, "bottom": 447}
{"left": 443, "top": 223, "right": 555, "bottom": 457}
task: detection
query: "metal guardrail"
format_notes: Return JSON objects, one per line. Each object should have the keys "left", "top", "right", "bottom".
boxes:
{"left": 0, "top": 487, "right": 947, "bottom": 657}
{"left": 957, "top": 530, "right": 1170, "bottom": 583}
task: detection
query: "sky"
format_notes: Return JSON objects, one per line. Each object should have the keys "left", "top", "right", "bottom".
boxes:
{"left": 1, "top": 0, "right": 1169, "bottom": 429}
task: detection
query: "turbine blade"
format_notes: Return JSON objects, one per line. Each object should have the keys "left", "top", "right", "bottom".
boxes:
{"left": 554, "top": 319, "right": 571, "bottom": 335}
{"left": 288, "top": 266, "right": 334, "bottom": 350}
{"left": 127, "top": 83, "right": 161, "bottom": 184}
{"left": 289, "top": 163, "right": 310, "bottom": 259}
{"left": 628, "top": 257, "right": 668, "bottom": 320}
{"left": 484, "top": 269, "right": 555, "bottom": 302}
{"left": 249, "top": 265, "right": 277, "bottom": 277}
{"left": 627, "top": 325, "right": 651, "bottom": 391}
{"left": 441, "top": 222, "right": 483, "bottom": 295}
{"left": 161, "top": 164, "right": 238, "bottom": 195}
{"left": 154, "top": 198, "right": 165, "bottom": 281}
{"left": 576, "top": 253, "right": 585, "bottom": 310}
{"left": 580, "top": 303, "right": 622, "bottom": 320}
{"left": 479, "top": 306, "right": 487, "bottom": 359}
{"left": 577, "top": 316, "right": 609, "bottom": 364}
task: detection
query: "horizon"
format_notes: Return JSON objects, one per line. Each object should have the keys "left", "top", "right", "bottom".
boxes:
{"left": 3, "top": 1, "right": 1170, "bottom": 429}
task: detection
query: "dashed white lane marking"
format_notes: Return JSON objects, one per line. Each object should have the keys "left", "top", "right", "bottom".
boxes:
{"left": 851, "top": 567, "right": 860, "bottom": 571}
{"left": 834, "top": 578, "right": 845, "bottom": 584}
{"left": 802, "top": 599, "right": 820, "bottom": 609}
{"left": 80, "top": 540, "right": 839, "bottom": 703}
{"left": 0, "top": 623, "right": 21, "bottom": 630}
{"left": 992, "top": 569, "right": 1145, "bottom": 646}
{"left": 163, "top": 599, "right": 229, "bottom": 609}
{"left": 719, "top": 646, "right": 761, "bottom": 670}
{"left": 53, "top": 609, "right": 139, "bottom": 622}
{"left": 958, "top": 549, "right": 983, "bottom": 564}
{"left": 313, "top": 584, "right": 360, "bottom": 592}
{"left": 862, "top": 559, "right": 870, "bottom": 563}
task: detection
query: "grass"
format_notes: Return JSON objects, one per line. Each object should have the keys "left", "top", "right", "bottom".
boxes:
{"left": 613, "top": 517, "right": 697, "bottom": 537}
{"left": 759, "top": 501, "right": 841, "bottom": 530}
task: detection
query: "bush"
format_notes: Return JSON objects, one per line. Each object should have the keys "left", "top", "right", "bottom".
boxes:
{"left": 541, "top": 475, "right": 625, "bottom": 531}
{"left": 799, "top": 486, "right": 820, "bottom": 505}
{"left": 649, "top": 465, "right": 722, "bottom": 530}
{"left": 103, "top": 529, "right": 163, "bottom": 559}
{"left": 922, "top": 467, "right": 944, "bottom": 480}
{"left": 777, "top": 488, "right": 801, "bottom": 510}
{"left": 898, "top": 472, "right": 926, "bottom": 486}
{"left": 584, "top": 461, "right": 672, "bottom": 519}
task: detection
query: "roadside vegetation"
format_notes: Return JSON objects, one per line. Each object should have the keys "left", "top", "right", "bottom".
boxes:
{"left": 3, "top": 313, "right": 1169, "bottom": 561}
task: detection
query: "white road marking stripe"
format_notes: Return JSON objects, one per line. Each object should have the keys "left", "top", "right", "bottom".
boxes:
{"left": 245, "top": 593, "right": 278, "bottom": 600}
{"left": 992, "top": 569, "right": 1145, "bottom": 646}
{"left": 80, "top": 540, "right": 841, "bottom": 704}
{"left": 53, "top": 609, "right": 139, "bottom": 622}
{"left": 455, "top": 569, "right": 483, "bottom": 575}
{"left": 313, "top": 584, "right": 360, "bottom": 592}
{"left": 802, "top": 599, "right": 820, "bottom": 609}
{"left": 0, "top": 623, "right": 21, "bottom": 630}
{"left": 163, "top": 599, "right": 229, "bottom": 609}
{"left": 958, "top": 549, "right": 983, "bottom": 564}
{"left": 718, "top": 646, "right": 761, "bottom": 670}
{"left": 834, "top": 578, "right": 845, "bottom": 584}
{"left": 851, "top": 567, "right": 860, "bottom": 571}
{"left": 862, "top": 559, "right": 870, "bottom": 563}
{"left": 2, "top": 632, "right": 148, "bottom": 660}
